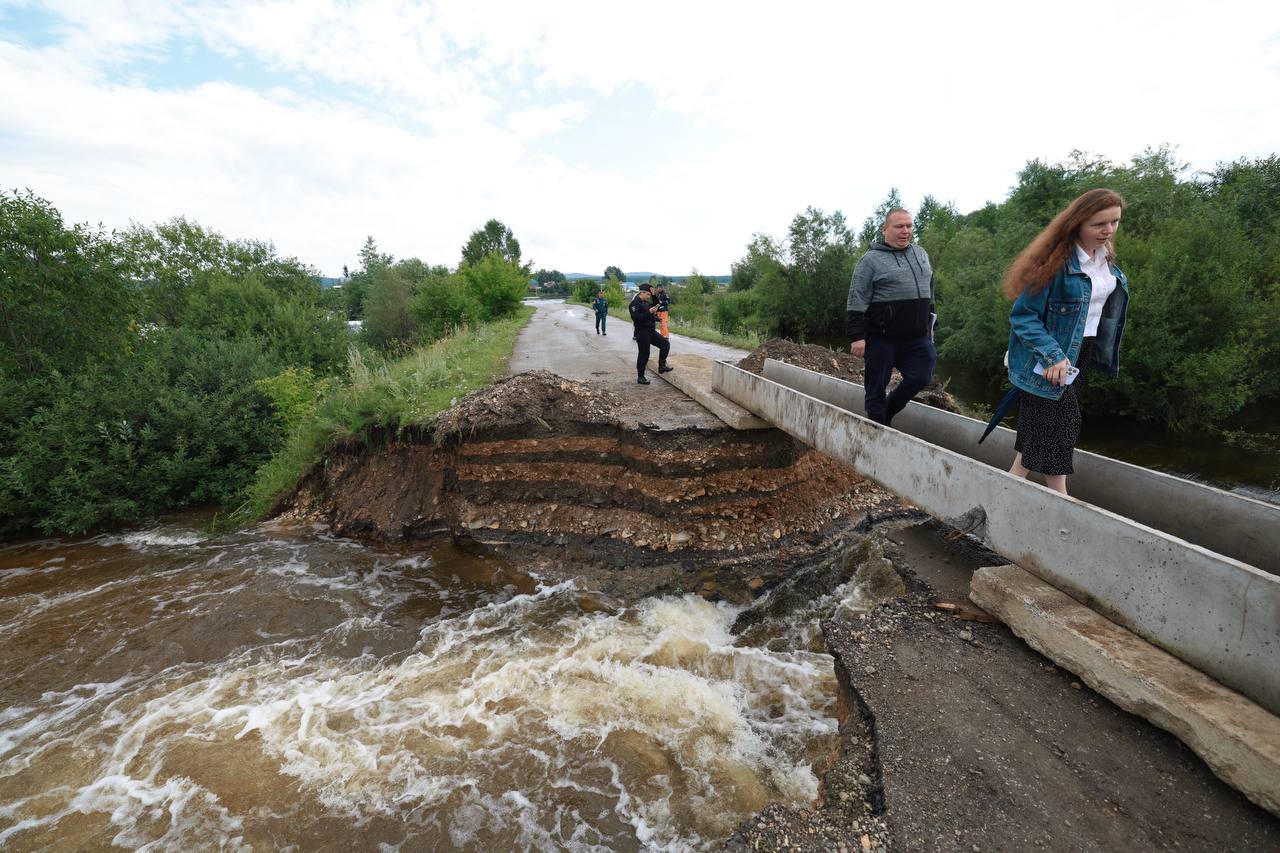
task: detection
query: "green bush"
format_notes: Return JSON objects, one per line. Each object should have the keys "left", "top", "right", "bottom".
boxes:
{"left": 460, "top": 254, "right": 527, "bottom": 320}
{"left": 361, "top": 267, "right": 418, "bottom": 353}
{"left": 411, "top": 272, "right": 483, "bottom": 341}
{"left": 1, "top": 329, "right": 283, "bottom": 535}
{"left": 0, "top": 191, "right": 360, "bottom": 536}
{"left": 712, "top": 289, "right": 761, "bottom": 336}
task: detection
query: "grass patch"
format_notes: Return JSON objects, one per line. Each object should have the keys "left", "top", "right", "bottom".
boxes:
{"left": 228, "top": 307, "right": 534, "bottom": 527}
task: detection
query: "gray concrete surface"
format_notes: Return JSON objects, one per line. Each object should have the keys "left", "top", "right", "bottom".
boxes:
{"left": 509, "top": 300, "right": 748, "bottom": 430}
{"left": 661, "top": 354, "right": 770, "bottom": 430}
{"left": 762, "top": 359, "right": 1280, "bottom": 575}
{"left": 971, "top": 564, "right": 1280, "bottom": 817}
{"left": 713, "top": 360, "right": 1280, "bottom": 716}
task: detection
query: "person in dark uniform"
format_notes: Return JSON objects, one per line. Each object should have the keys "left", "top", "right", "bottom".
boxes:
{"left": 592, "top": 289, "right": 609, "bottom": 335}
{"left": 629, "top": 287, "right": 670, "bottom": 384}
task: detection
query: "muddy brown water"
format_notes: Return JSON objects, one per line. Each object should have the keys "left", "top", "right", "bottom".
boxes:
{"left": 0, "top": 512, "right": 876, "bottom": 851}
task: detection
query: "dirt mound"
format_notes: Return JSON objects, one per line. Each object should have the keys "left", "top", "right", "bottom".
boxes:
{"left": 433, "top": 370, "right": 623, "bottom": 438}
{"left": 736, "top": 339, "right": 961, "bottom": 413}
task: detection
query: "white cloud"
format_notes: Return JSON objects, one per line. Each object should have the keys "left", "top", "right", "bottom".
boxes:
{"left": 1, "top": 0, "right": 1278, "bottom": 275}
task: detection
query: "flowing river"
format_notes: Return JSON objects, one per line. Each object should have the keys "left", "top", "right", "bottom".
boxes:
{"left": 0, "top": 514, "right": 869, "bottom": 851}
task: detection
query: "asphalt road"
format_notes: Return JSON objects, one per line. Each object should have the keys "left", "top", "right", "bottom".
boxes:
{"left": 509, "top": 299, "right": 750, "bottom": 429}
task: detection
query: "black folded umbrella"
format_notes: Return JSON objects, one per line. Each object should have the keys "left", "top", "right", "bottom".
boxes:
{"left": 979, "top": 387, "right": 1021, "bottom": 444}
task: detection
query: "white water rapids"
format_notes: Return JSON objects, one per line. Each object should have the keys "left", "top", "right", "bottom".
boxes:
{"left": 0, "top": 516, "right": 874, "bottom": 851}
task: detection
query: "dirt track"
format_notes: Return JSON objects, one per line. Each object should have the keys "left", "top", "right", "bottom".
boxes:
{"left": 510, "top": 299, "right": 748, "bottom": 429}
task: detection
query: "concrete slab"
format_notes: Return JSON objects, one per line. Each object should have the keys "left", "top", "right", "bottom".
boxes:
{"left": 661, "top": 355, "right": 770, "bottom": 430}
{"left": 761, "top": 359, "right": 1280, "bottom": 575}
{"left": 713, "top": 360, "right": 1280, "bottom": 716}
{"left": 971, "top": 564, "right": 1280, "bottom": 817}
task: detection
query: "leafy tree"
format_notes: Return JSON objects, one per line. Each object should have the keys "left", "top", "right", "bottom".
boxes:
{"left": 362, "top": 267, "right": 417, "bottom": 353}
{"left": 790, "top": 207, "right": 854, "bottom": 274}
{"left": 536, "top": 268, "right": 567, "bottom": 285}
{"left": 358, "top": 236, "right": 393, "bottom": 272}
{"left": 604, "top": 265, "right": 626, "bottom": 283}
{"left": 685, "top": 268, "right": 717, "bottom": 295}
{"left": 0, "top": 190, "right": 138, "bottom": 379}
{"left": 461, "top": 219, "right": 526, "bottom": 271}
{"left": 729, "top": 234, "right": 782, "bottom": 292}
{"left": 410, "top": 271, "right": 482, "bottom": 341}
{"left": 460, "top": 254, "right": 528, "bottom": 320}
{"left": 915, "top": 195, "right": 959, "bottom": 243}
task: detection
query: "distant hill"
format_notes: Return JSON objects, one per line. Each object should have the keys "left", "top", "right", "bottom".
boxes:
{"left": 317, "top": 276, "right": 343, "bottom": 288}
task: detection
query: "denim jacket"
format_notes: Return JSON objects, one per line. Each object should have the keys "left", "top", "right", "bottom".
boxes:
{"left": 1007, "top": 252, "right": 1129, "bottom": 400}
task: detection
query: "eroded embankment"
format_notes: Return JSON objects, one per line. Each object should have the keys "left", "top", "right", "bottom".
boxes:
{"left": 276, "top": 370, "right": 904, "bottom": 602}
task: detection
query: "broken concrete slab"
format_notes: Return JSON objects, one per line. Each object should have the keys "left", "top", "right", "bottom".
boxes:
{"left": 971, "top": 563, "right": 1280, "bottom": 818}
{"left": 661, "top": 355, "right": 770, "bottom": 430}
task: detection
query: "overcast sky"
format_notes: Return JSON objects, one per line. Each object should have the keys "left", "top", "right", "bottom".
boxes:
{"left": 2, "top": 1, "right": 1278, "bottom": 277}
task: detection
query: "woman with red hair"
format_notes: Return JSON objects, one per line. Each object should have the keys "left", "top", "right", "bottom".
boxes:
{"left": 1003, "top": 188, "right": 1130, "bottom": 495}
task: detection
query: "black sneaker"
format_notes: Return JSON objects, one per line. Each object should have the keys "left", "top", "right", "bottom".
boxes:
{"left": 658, "top": 365, "right": 673, "bottom": 373}
{"left": 637, "top": 376, "right": 650, "bottom": 385}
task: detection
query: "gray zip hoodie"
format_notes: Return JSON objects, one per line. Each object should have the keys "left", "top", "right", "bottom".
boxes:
{"left": 845, "top": 241, "right": 935, "bottom": 340}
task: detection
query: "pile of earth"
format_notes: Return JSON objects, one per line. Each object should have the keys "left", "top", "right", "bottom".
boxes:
{"left": 434, "top": 369, "right": 623, "bottom": 437}
{"left": 735, "top": 338, "right": 961, "bottom": 413}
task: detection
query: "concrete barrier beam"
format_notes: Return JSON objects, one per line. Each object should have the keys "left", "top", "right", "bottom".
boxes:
{"left": 760, "top": 359, "right": 1280, "bottom": 574}
{"left": 713, "top": 360, "right": 1280, "bottom": 716}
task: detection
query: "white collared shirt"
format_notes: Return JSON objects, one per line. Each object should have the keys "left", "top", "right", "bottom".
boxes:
{"left": 1077, "top": 244, "right": 1117, "bottom": 337}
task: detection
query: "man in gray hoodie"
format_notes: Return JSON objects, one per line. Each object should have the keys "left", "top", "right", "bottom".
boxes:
{"left": 846, "top": 208, "right": 936, "bottom": 426}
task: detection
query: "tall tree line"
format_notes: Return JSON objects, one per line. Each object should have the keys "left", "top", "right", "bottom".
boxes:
{"left": 717, "top": 148, "right": 1280, "bottom": 428}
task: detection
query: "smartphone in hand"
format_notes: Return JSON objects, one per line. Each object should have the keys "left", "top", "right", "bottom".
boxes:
{"left": 1033, "top": 362, "right": 1080, "bottom": 385}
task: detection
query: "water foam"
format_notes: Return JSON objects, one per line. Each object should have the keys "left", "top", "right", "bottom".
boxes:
{"left": 1, "top": 545, "right": 837, "bottom": 850}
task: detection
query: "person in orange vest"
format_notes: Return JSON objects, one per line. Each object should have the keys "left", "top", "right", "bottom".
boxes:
{"left": 654, "top": 283, "right": 671, "bottom": 337}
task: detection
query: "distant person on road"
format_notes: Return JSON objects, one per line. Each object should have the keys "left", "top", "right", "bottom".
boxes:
{"left": 846, "top": 208, "right": 936, "bottom": 426}
{"left": 654, "top": 283, "right": 672, "bottom": 338}
{"left": 592, "top": 289, "right": 609, "bottom": 335}
{"left": 1002, "top": 188, "right": 1130, "bottom": 495}
{"left": 629, "top": 288, "right": 670, "bottom": 385}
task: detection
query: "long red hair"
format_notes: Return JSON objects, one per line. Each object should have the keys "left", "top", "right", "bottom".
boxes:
{"left": 1001, "top": 188, "right": 1126, "bottom": 299}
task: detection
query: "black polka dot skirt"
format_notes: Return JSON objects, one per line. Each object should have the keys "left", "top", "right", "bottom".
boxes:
{"left": 1014, "top": 340, "right": 1093, "bottom": 476}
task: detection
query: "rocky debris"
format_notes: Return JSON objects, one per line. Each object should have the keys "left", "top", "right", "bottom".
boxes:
{"left": 724, "top": 802, "right": 891, "bottom": 853}
{"left": 731, "top": 537, "right": 902, "bottom": 643}
{"left": 433, "top": 370, "right": 623, "bottom": 438}
{"left": 735, "top": 339, "right": 961, "bottom": 413}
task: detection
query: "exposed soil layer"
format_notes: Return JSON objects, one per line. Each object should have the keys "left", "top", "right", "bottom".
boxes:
{"left": 735, "top": 338, "right": 961, "bottom": 414}
{"left": 278, "top": 371, "right": 902, "bottom": 602}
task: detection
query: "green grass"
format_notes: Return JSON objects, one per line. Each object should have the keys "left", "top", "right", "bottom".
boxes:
{"left": 229, "top": 307, "right": 534, "bottom": 526}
